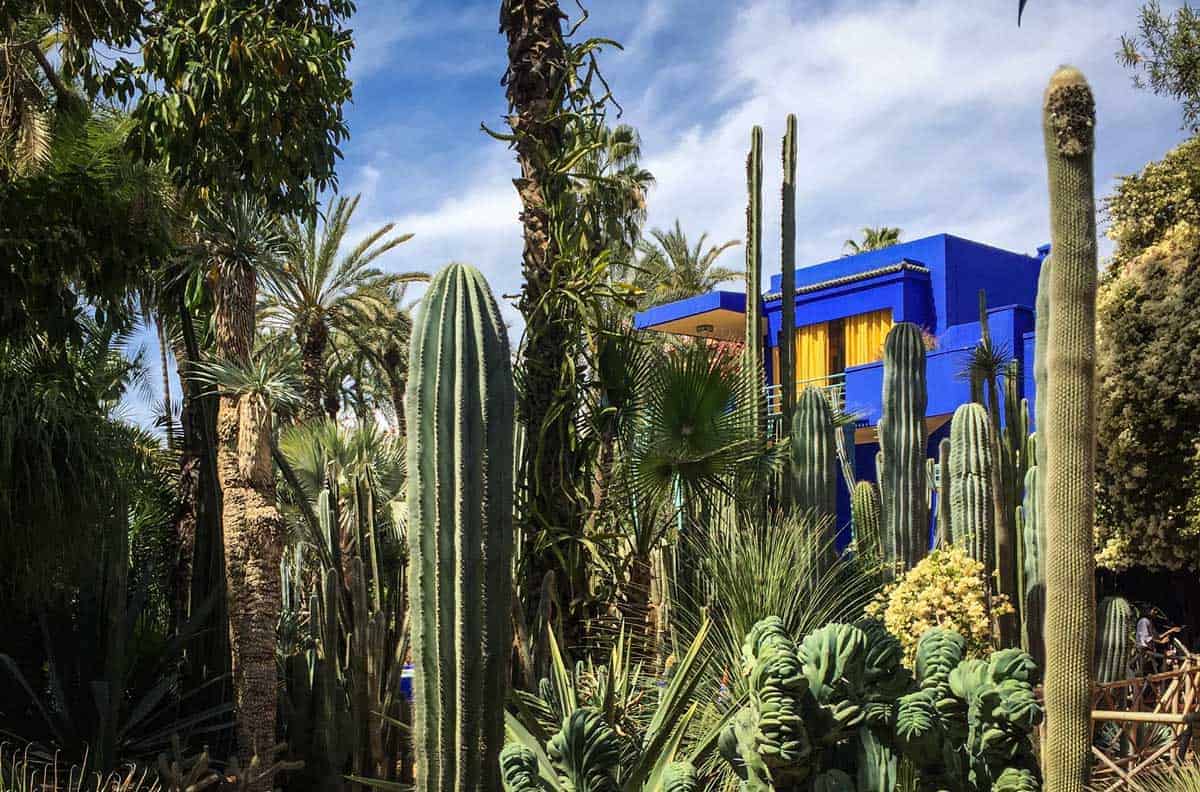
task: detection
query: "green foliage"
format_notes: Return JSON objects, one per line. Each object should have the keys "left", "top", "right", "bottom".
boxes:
{"left": 407, "top": 263, "right": 515, "bottom": 792}
{"left": 0, "top": 104, "right": 174, "bottom": 340}
{"left": 1119, "top": 1, "right": 1200, "bottom": 132}
{"left": 1104, "top": 135, "right": 1200, "bottom": 265}
{"left": 633, "top": 221, "right": 741, "bottom": 308}
{"left": 1020, "top": 464, "right": 1046, "bottom": 669}
{"left": 851, "top": 482, "right": 883, "bottom": 563}
{"left": 503, "top": 622, "right": 715, "bottom": 792}
{"left": 843, "top": 227, "right": 902, "bottom": 255}
{"left": 1095, "top": 224, "right": 1200, "bottom": 571}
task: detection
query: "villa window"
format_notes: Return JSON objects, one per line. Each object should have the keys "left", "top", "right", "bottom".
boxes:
{"left": 774, "top": 308, "right": 893, "bottom": 389}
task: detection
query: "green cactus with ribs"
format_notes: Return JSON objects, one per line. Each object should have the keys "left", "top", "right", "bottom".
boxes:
{"left": 407, "top": 262, "right": 516, "bottom": 792}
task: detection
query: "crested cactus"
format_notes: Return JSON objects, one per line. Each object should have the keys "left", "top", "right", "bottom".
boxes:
{"left": 718, "top": 618, "right": 1041, "bottom": 792}
{"left": 407, "top": 263, "right": 515, "bottom": 792}
{"left": 948, "top": 403, "right": 996, "bottom": 575}
{"left": 878, "top": 322, "right": 929, "bottom": 574}
{"left": 745, "top": 126, "right": 766, "bottom": 439}
{"left": 1095, "top": 596, "right": 1134, "bottom": 684}
{"left": 1040, "top": 66, "right": 1099, "bottom": 792}
{"left": 792, "top": 386, "right": 838, "bottom": 567}
{"left": 852, "top": 481, "right": 883, "bottom": 563}
{"left": 1021, "top": 462, "right": 1046, "bottom": 669}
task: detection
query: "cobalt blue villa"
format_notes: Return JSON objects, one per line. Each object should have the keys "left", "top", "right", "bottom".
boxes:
{"left": 634, "top": 233, "right": 1049, "bottom": 537}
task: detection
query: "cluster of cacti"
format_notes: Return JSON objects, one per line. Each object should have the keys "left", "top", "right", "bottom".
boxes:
{"left": 1095, "top": 596, "right": 1134, "bottom": 684}
{"left": 947, "top": 403, "right": 996, "bottom": 573}
{"left": 894, "top": 629, "right": 1042, "bottom": 792}
{"left": 1039, "top": 65, "right": 1100, "bottom": 792}
{"left": 715, "top": 617, "right": 1041, "bottom": 792}
{"left": 280, "top": 482, "right": 412, "bottom": 788}
{"left": 1019, "top": 460, "right": 1046, "bottom": 669}
{"left": 877, "top": 323, "right": 930, "bottom": 574}
{"left": 407, "top": 263, "right": 516, "bottom": 792}
{"left": 500, "top": 623, "right": 711, "bottom": 792}
{"left": 792, "top": 386, "right": 838, "bottom": 568}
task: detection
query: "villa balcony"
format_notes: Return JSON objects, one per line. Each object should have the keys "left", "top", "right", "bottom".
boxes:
{"left": 765, "top": 373, "right": 847, "bottom": 440}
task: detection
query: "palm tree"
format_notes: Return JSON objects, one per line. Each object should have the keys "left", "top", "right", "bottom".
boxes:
{"left": 843, "top": 226, "right": 903, "bottom": 255}
{"left": 260, "top": 193, "right": 424, "bottom": 421}
{"left": 636, "top": 221, "right": 741, "bottom": 307}
{"left": 195, "top": 194, "right": 291, "bottom": 770}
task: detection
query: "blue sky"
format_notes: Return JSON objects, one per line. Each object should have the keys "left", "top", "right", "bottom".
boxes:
{"left": 123, "top": 0, "right": 1189, "bottom": 428}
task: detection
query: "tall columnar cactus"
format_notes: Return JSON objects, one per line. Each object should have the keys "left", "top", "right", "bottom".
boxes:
{"left": 407, "top": 263, "right": 515, "bottom": 792}
{"left": 792, "top": 386, "right": 838, "bottom": 565}
{"left": 852, "top": 481, "right": 883, "bottom": 562}
{"left": 936, "top": 438, "right": 952, "bottom": 548}
{"left": 1095, "top": 596, "right": 1134, "bottom": 684}
{"left": 1040, "top": 66, "right": 1098, "bottom": 792}
{"left": 948, "top": 403, "right": 997, "bottom": 579}
{"left": 780, "top": 115, "right": 798, "bottom": 442}
{"left": 878, "top": 322, "right": 929, "bottom": 573}
{"left": 745, "top": 126, "right": 765, "bottom": 439}
{"left": 1021, "top": 462, "right": 1046, "bottom": 670}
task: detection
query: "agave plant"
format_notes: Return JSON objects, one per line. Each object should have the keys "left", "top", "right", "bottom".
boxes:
{"left": 502, "top": 620, "right": 717, "bottom": 792}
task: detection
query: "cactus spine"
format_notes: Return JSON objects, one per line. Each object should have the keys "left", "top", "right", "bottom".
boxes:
{"left": 1095, "top": 596, "right": 1134, "bottom": 684}
{"left": 852, "top": 481, "right": 883, "bottom": 562}
{"left": 1040, "top": 66, "right": 1098, "bottom": 792}
{"left": 792, "top": 387, "right": 838, "bottom": 566}
{"left": 949, "top": 403, "right": 997, "bottom": 578}
{"left": 780, "top": 115, "right": 798, "bottom": 442}
{"left": 407, "top": 263, "right": 515, "bottom": 792}
{"left": 878, "top": 323, "right": 929, "bottom": 573}
{"left": 745, "top": 126, "right": 765, "bottom": 439}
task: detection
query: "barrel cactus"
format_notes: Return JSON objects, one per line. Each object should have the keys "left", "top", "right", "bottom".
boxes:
{"left": 1095, "top": 596, "right": 1134, "bottom": 684}
{"left": 407, "top": 263, "right": 515, "bottom": 792}
{"left": 792, "top": 386, "right": 838, "bottom": 567}
{"left": 948, "top": 403, "right": 996, "bottom": 575}
{"left": 878, "top": 322, "right": 929, "bottom": 574}
{"left": 1040, "top": 66, "right": 1099, "bottom": 792}
{"left": 852, "top": 481, "right": 883, "bottom": 562}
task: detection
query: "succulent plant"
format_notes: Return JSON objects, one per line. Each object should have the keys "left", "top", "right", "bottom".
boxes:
{"left": 1095, "top": 596, "right": 1134, "bottom": 684}
{"left": 948, "top": 403, "right": 996, "bottom": 574}
{"left": 1039, "top": 66, "right": 1099, "bottom": 792}
{"left": 878, "top": 323, "right": 930, "bottom": 574}
{"left": 407, "top": 263, "right": 516, "bottom": 792}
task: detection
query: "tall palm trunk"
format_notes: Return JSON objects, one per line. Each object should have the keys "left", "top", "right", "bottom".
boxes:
{"left": 157, "top": 317, "right": 175, "bottom": 446}
{"left": 382, "top": 342, "right": 407, "bottom": 436}
{"left": 301, "top": 317, "right": 331, "bottom": 422}
{"left": 500, "top": 0, "right": 589, "bottom": 644}
{"left": 173, "top": 300, "right": 230, "bottom": 712}
{"left": 213, "top": 261, "right": 285, "bottom": 784}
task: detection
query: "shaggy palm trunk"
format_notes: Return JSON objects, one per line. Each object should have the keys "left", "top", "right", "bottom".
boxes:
{"left": 500, "top": 0, "right": 588, "bottom": 644}
{"left": 383, "top": 343, "right": 407, "bottom": 436}
{"left": 213, "top": 261, "right": 285, "bottom": 786}
{"left": 301, "top": 317, "right": 331, "bottom": 422}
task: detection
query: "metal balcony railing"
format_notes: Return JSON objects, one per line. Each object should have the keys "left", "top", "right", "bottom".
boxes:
{"left": 764, "top": 373, "right": 847, "bottom": 440}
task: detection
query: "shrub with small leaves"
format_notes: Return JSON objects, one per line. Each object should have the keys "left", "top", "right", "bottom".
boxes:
{"left": 865, "top": 546, "right": 1012, "bottom": 667}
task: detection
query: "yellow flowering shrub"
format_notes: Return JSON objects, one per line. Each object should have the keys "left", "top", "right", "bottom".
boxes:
{"left": 864, "top": 546, "right": 1013, "bottom": 667}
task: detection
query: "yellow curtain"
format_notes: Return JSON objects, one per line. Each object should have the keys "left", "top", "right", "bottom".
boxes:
{"left": 843, "top": 309, "right": 893, "bottom": 367}
{"left": 795, "top": 322, "right": 829, "bottom": 386}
